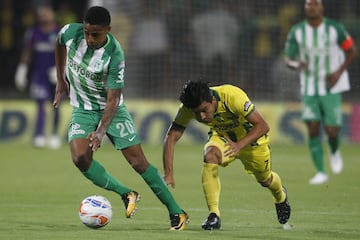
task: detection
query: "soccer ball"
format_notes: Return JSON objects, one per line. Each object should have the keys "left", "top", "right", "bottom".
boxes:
{"left": 79, "top": 195, "right": 113, "bottom": 229}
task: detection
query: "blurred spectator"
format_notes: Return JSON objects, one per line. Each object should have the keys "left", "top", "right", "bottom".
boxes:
{"left": 231, "top": 0, "right": 255, "bottom": 91}
{"left": 277, "top": 2, "right": 300, "bottom": 48}
{"left": 0, "top": 0, "right": 19, "bottom": 91}
{"left": 131, "top": 4, "right": 169, "bottom": 98}
{"left": 15, "top": 4, "right": 61, "bottom": 149}
{"left": 56, "top": 2, "right": 77, "bottom": 27}
{"left": 190, "top": 1, "right": 239, "bottom": 85}
{"left": 109, "top": 6, "right": 133, "bottom": 52}
{"left": 166, "top": 0, "right": 197, "bottom": 91}
{"left": 250, "top": 6, "right": 279, "bottom": 97}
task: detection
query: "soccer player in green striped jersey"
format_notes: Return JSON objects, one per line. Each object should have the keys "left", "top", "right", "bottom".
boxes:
{"left": 52, "top": 6, "right": 188, "bottom": 230}
{"left": 284, "top": 0, "right": 356, "bottom": 184}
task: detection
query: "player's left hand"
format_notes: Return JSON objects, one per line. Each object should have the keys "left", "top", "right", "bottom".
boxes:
{"left": 327, "top": 71, "right": 341, "bottom": 88}
{"left": 87, "top": 132, "right": 104, "bottom": 152}
{"left": 223, "top": 135, "right": 240, "bottom": 158}
{"left": 164, "top": 174, "right": 176, "bottom": 188}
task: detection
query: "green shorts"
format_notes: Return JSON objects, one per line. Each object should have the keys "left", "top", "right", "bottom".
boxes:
{"left": 68, "top": 105, "right": 141, "bottom": 150}
{"left": 301, "top": 93, "right": 342, "bottom": 126}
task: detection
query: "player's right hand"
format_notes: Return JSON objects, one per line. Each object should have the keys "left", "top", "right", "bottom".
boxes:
{"left": 53, "top": 79, "right": 69, "bottom": 108}
{"left": 164, "top": 174, "right": 176, "bottom": 188}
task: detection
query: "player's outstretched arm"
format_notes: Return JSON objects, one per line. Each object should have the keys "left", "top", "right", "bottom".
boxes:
{"left": 163, "top": 123, "right": 185, "bottom": 188}
{"left": 53, "top": 38, "right": 69, "bottom": 108}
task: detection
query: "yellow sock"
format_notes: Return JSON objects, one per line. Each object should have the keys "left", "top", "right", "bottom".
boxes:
{"left": 268, "top": 172, "right": 286, "bottom": 203}
{"left": 202, "top": 163, "right": 221, "bottom": 216}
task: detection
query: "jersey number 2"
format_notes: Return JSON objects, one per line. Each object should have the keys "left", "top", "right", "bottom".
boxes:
{"left": 116, "top": 120, "right": 135, "bottom": 137}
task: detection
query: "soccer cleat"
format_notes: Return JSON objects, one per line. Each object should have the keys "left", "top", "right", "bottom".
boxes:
{"left": 330, "top": 150, "right": 343, "bottom": 174}
{"left": 201, "top": 212, "right": 221, "bottom": 230}
{"left": 309, "top": 172, "right": 329, "bottom": 185}
{"left": 275, "top": 187, "right": 291, "bottom": 224}
{"left": 121, "top": 190, "right": 140, "bottom": 218}
{"left": 169, "top": 210, "right": 189, "bottom": 230}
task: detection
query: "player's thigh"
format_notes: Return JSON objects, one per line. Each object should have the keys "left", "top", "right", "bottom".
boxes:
{"left": 204, "top": 134, "right": 236, "bottom": 167}
{"left": 238, "top": 144, "right": 272, "bottom": 182}
{"left": 107, "top": 105, "right": 142, "bottom": 150}
{"left": 320, "top": 94, "right": 342, "bottom": 126}
{"left": 68, "top": 108, "right": 99, "bottom": 142}
{"left": 301, "top": 95, "right": 321, "bottom": 122}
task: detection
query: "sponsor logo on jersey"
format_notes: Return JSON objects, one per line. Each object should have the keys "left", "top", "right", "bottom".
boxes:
{"left": 68, "top": 59, "right": 102, "bottom": 81}
{"left": 213, "top": 121, "right": 240, "bottom": 131}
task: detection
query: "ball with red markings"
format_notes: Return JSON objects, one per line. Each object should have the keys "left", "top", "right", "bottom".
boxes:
{"left": 79, "top": 195, "right": 112, "bottom": 229}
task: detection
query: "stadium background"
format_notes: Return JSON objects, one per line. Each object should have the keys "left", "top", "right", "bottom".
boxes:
{"left": 0, "top": 0, "right": 359, "bottom": 144}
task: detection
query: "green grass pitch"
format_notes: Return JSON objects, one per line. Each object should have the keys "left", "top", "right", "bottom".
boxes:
{"left": 0, "top": 142, "right": 359, "bottom": 240}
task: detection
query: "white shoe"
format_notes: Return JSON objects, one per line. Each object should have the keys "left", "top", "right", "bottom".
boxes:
{"left": 309, "top": 172, "right": 329, "bottom": 185}
{"left": 330, "top": 150, "right": 343, "bottom": 174}
{"left": 48, "top": 135, "right": 61, "bottom": 149}
{"left": 33, "top": 135, "right": 46, "bottom": 148}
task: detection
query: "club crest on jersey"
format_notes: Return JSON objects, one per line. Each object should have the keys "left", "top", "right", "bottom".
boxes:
{"left": 94, "top": 60, "right": 104, "bottom": 72}
{"left": 244, "top": 101, "right": 252, "bottom": 112}
{"left": 214, "top": 114, "right": 224, "bottom": 122}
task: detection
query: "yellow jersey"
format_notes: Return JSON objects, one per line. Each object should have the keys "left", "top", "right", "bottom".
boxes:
{"left": 174, "top": 84, "right": 269, "bottom": 146}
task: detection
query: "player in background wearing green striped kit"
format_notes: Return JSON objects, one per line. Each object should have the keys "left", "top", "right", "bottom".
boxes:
{"left": 284, "top": 0, "right": 356, "bottom": 184}
{"left": 52, "top": 6, "right": 188, "bottom": 230}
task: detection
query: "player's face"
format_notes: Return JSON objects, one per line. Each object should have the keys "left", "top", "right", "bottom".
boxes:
{"left": 37, "top": 6, "right": 55, "bottom": 25}
{"left": 83, "top": 23, "right": 111, "bottom": 49}
{"left": 305, "top": 0, "right": 323, "bottom": 20}
{"left": 191, "top": 97, "right": 217, "bottom": 123}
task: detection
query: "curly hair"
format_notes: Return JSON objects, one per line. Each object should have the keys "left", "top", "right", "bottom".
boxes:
{"left": 179, "top": 80, "right": 213, "bottom": 109}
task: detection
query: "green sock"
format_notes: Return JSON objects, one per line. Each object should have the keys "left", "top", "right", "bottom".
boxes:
{"left": 82, "top": 160, "right": 130, "bottom": 196}
{"left": 141, "top": 164, "right": 182, "bottom": 214}
{"left": 308, "top": 137, "right": 325, "bottom": 172}
{"left": 328, "top": 136, "right": 340, "bottom": 154}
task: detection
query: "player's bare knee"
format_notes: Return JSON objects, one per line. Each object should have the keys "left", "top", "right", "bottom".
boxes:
{"left": 72, "top": 155, "right": 91, "bottom": 171}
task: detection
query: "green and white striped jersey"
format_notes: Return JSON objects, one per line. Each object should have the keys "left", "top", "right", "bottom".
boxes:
{"left": 58, "top": 23, "right": 125, "bottom": 110}
{"left": 284, "top": 18, "right": 353, "bottom": 96}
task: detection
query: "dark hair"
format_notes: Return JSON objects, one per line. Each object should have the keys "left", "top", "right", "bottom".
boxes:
{"left": 84, "top": 6, "right": 111, "bottom": 26}
{"left": 179, "top": 80, "right": 213, "bottom": 109}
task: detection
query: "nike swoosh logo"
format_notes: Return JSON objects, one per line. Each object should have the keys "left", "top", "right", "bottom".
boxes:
{"left": 128, "top": 136, "right": 136, "bottom": 142}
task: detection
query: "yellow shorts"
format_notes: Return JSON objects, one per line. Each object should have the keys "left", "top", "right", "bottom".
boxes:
{"left": 204, "top": 133, "right": 272, "bottom": 182}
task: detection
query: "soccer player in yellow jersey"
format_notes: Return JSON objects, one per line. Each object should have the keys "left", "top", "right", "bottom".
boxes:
{"left": 163, "top": 81, "right": 291, "bottom": 230}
